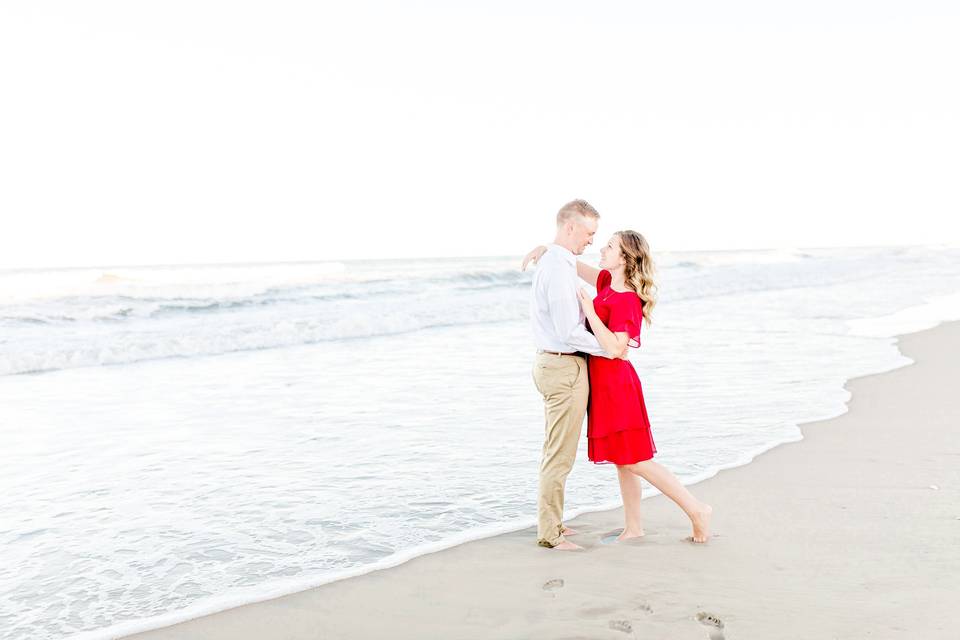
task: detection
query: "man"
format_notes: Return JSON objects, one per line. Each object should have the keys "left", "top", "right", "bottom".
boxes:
{"left": 526, "top": 199, "right": 621, "bottom": 550}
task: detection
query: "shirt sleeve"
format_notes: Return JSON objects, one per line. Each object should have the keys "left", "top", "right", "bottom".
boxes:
{"left": 543, "top": 271, "right": 606, "bottom": 356}
{"left": 607, "top": 295, "right": 643, "bottom": 348}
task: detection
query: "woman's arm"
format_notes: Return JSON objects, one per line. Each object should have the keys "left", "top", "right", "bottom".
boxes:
{"left": 521, "top": 245, "right": 547, "bottom": 271}
{"left": 576, "top": 288, "right": 629, "bottom": 358}
{"left": 576, "top": 261, "right": 601, "bottom": 289}
{"left": 522, "top": 245, "right": 602, "bottom": 288}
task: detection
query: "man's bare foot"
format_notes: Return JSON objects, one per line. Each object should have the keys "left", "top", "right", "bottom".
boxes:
{"left": 616, "top": 528, "right": 646, "bottom": 542}
{"left": 552, "top": 540, "right": 583, "bottom": 551}
{"left": 561, "top": 526, "right": 579, "bottom": 536}
{"left": 690, "top": 504, "right": 713, "bottom": 543}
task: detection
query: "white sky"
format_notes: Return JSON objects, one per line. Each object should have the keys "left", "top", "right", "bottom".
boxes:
{"left": 1, "top": 1, "right": 959, "bottom": 269}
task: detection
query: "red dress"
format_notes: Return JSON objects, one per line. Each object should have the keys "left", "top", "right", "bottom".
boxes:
{"left": 587, "top": 270, "right": 657, "bottom": 465}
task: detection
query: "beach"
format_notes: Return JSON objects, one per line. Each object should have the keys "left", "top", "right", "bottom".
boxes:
{"left": 120, "top": 321, "right": 959, "bottom": 639}
{"left": 4, "top": 250, "right": 958, "bottom": 640}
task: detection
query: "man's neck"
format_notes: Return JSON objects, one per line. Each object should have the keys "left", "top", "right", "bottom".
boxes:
{"left": 552, "top": 237, "right": 577, "bottom": 254}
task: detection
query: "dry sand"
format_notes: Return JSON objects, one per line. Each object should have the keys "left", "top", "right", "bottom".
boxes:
{"left": 126, "top": 322, "right": 960, "bottom": 639}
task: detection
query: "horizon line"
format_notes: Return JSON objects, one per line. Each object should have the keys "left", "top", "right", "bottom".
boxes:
{"left": 1, "top": 241, "right": 954, "bottom": 273}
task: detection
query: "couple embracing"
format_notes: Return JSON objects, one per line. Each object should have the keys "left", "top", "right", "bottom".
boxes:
{"left": 523, "top": 199, "right": 712, "bottom": 550}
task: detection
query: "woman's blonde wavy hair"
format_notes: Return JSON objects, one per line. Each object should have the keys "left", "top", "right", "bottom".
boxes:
{"left": 616, "top": 230, "right": 657, "bottom": 325}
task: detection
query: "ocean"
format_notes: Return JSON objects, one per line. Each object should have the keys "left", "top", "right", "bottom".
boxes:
{"left": 2, "top": 245, "right": 960, "bottom": 640}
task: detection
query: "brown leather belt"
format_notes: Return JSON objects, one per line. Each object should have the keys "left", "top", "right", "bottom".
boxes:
{"left": 537, "top": 349, "right": 586, "bottom": 357}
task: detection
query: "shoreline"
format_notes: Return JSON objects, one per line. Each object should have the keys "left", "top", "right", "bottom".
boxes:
{"left": 114, "top": 320, "right": 960, "bottom": 639}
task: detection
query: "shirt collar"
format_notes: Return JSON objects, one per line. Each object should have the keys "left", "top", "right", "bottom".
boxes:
{"left": 548, "top": 243, "right": 577, "bottom": 266}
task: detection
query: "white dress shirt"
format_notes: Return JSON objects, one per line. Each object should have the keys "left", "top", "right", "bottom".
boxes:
{"left": 530, "top": 244, "right": 606, "bottom": 356}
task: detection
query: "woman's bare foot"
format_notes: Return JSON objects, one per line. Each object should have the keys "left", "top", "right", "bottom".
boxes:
{"left": 552, "top": 540, "right": 583, "bottom": 551}
{"left": 616, "top": 528, "right": 646, "bottom": 542}
{"left": 690, "top": 504, "right": 713, "bottom": 543}
{"left": 561, "top": 526, "right": 579, "bottom": 536}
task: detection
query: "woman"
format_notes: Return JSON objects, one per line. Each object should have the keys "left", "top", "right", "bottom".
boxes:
{"left": 524, "top": 231, "right": 712, "bottom": 543}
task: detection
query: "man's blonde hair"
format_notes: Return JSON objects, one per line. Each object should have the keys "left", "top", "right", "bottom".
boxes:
{"left": 556, "top": 199, "right": 600, "bottom": 226}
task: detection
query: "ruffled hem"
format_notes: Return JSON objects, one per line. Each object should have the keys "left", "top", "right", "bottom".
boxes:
{"left": 588, "top": 428, "right": 656, "bottom": 465}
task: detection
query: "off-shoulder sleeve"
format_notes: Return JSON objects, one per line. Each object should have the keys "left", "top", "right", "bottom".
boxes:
{"left": 607, "top": 294, "right": 642, "bottom": 348}
{"left": 596, "top": 269, "right": 612, "bottom": 292}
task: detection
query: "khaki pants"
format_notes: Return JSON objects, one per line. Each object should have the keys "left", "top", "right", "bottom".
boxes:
{"left": 532, "top": 352, "right": 589, "bottom": 547}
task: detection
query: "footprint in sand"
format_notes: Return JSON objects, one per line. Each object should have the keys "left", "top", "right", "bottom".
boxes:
{"left": 695, "top": 612, "right": 725, "bottom": 640}
{"left": 542, "top": 578, "right": 564, "bottom": 591}
{"left": 636, "top": 601, "right": 653, "bottom": 614}
{"left": 608, "top": 619, "right": 633, "bottom": 634}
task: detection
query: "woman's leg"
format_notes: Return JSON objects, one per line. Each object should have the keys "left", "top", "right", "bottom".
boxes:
{"left": 624, "top": 459, "right": 712, "bottom": 543}
{"left": 616, "top": 465, "right": 646, "bottom": 540}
